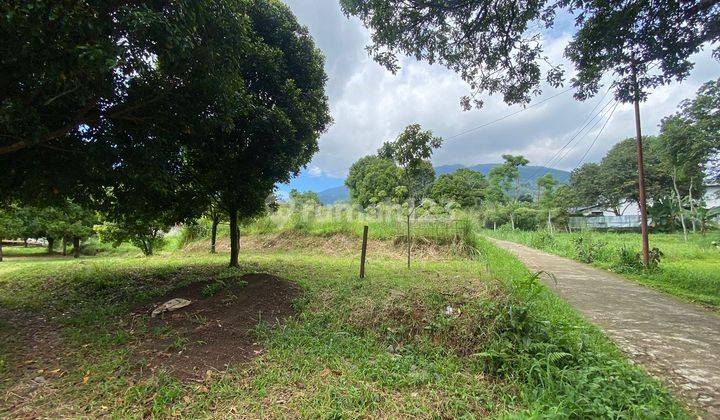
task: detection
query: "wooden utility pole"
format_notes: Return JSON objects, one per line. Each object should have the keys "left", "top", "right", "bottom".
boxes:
{"left": 632, "top": 65, "right": 650, "bottom": 268}
{"left": 360, "top": 225, "right": 368, "bottom": 278}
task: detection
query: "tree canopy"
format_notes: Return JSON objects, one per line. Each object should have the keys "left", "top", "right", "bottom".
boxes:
{"left": 346, "top": 155, "right": 402, "bottom": 207}
{"left": 1, "top": 0, "right": 331, "bottom": 266}
{"left": 431, "top": 168, "right": 488, "bottom": 207}
{"left": 341, "top": 0, "right": 719, "bottom": 107}
{"left": 178, "top": 0, "right": 331, "bottom": 266}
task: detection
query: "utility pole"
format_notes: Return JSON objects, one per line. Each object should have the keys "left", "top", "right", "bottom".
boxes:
{"left": 632, "top": 65, "right": 650, "bottom": 268}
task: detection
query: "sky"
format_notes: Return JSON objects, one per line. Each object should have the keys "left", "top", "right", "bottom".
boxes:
{"left": 279, "top": 0, "right": 719, "bottom": 194}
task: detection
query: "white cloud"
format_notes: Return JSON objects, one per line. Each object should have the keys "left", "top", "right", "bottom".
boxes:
{"left": 285, "top": 0, "right": 719, "bottom": 178}
{"left": 308, "top": 166, "right": 323, "bottom": 177}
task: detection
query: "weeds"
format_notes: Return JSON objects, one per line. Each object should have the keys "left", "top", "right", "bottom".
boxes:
{"left": 571, "top": 232, "right": 607, "bottom": 263}
{"left": 486, "top": 228, "right": 719, "bottom": 307}
{"left": 201, "top": 280, "right": 225, "bottom": 297}
{"left": 0, "top": 232, "right": 688, "bottom": 417}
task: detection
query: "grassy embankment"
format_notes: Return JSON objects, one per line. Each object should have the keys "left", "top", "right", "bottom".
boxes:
{"left": 485, "top": 228, "right": 720, "bottom": 308}
{"left": 0, "top": 219, "right": 687, "bottom": 417}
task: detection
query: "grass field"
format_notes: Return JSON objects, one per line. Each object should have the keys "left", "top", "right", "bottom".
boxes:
{"left": 0, "top": 231, "right": 687, "bottom": 418}
{"left": 485, "top": 229, "right": 720, "bottom": 308}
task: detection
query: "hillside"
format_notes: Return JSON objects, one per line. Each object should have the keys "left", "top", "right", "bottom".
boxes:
{"left": 317, "top": 164, "right": 570, "bottom": 204}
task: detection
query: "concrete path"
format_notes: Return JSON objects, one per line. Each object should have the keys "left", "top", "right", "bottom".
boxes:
{"left": 490, "top": 238, "right": 720, "bottom": 418}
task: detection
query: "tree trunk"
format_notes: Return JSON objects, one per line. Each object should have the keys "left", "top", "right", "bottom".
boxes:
{"left": 62, "top": 237, "right": 68, "bottom": 256}
{"left": 73, "top": 237, "right": 80, "bottom": 258}
{"left": 210, "top": 217, "right": 219, "bottom": 254}
{"left": 672, "top": 170, "right": 688, "bottom": 242}
{"left": 510, "top": 213, "right": 515, "bottom": 230}
{"left": 0, "top": 239, "right": 3, "bottom": 262}
{"left": 547, "top": 211, "right": 553, "bottom": 233}
{"left": 23, "top": 238, "right": 28, "bottom": 248}
{"left": 47, "top": 238, "right": 54, "bottom": 254}
{"left": 229, "top": 208, "right": 240, "bottom": 267}
{"left": 688, "top": 179, "right": 697, "bottom": 233}
{"left": 406, "top": 213, "right": 411, "bottom": 269}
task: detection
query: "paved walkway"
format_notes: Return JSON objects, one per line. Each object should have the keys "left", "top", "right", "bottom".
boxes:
{"left": 490, "top": 238, "right": 720, "bottom": 418}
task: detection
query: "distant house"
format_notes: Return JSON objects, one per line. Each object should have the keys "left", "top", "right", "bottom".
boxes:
{"left": 705, "top": 184, "right": 720, "bottom": 210}
{"left": 570, "top": 200, "right": 640, "bottom": 217}
{"left": 569, "top": 184, "right": 720, "bottom": 229}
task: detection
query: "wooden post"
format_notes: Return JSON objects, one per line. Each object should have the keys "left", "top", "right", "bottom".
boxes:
{"left": 406, "top": 214, "right": 411, "bottom": 269}
{"left": 360, "top": 225, "right": 369, "bottom": 278}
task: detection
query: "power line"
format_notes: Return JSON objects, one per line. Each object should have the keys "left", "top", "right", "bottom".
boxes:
{"left": 445, "top": 87, "right": 575, "bottom": 141}
{"left": 550, "top": 97, "right": 618, "bottom": 168}
{"left": 526, "top": 87, "right": 614, "bottom": 180}
{"left": 573, "top": 101, "right": 620, "bottom": 169}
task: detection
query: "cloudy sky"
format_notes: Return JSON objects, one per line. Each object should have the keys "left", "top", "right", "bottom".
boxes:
{"left": 280, "top": 0, "right": 719, "bottom": 193}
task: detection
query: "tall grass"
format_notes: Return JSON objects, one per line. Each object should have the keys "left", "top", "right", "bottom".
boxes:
{"left": 486, "top": 228, "right": 720, "bottom": 307}
{"left": 183, "top": 205, "right": 482, "bottom": 250}
{"left": 473, "top": 237, "right": 686, "bottom": 417}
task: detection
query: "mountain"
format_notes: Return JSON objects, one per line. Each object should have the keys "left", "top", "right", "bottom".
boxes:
{"left": 317, "top": 185, "right": 350, "bottom": 205}
{"left": 435, "top": 164, "right": 571, "bottom": 184}
{"left": 316, "top": 164, "right": 571, "bottom": 204}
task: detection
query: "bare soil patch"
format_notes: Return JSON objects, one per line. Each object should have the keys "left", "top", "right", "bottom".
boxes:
{"left": 135, "top": 273, "right": 301, "bottom": 379}
{"left": 0, "top": 308, "right": 66, "bottom": 417}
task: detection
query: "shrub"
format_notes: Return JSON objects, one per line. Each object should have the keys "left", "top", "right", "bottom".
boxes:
{"left": 529, "top": 230, "right": 555, "bottom": 250}
{"left": 571, "top": 233, "right": 607, "bottom": 263}
{"left": 178, "top": 220, "right": 212, "bottom": 245}
{"left": 514, "top": 207, "right": 541, "bottom": 230}
{"left": 612, "top": 246, "right": 664, "bottom": 273}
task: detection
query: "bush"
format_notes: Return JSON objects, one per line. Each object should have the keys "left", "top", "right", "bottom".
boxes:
{"left": 514, "top": 207, "right": 541, "bottom": 230}
{"left": 571, "top": 232, "right": 607, "bottom": 263}
{"left": 529, "top": 230, "right": 555, "bottom": 250}
{"left": 178, "top": 220, "right": 212, "bottom": 246}
{"left": 612, "top": 246, "right": 664, "bottom": 273}
{"left": 612, "top": 246, "right": 645, "bottom": 273}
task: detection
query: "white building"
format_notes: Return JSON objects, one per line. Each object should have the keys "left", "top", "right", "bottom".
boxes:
{"left": 705, "top": 184, "right": 720, "bottom": 210}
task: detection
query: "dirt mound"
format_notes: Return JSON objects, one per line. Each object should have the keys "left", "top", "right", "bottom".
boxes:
{"left": 135, "top": 273, "right": 300, "bottom": 379}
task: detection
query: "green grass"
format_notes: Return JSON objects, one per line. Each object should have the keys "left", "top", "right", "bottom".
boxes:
{"left": 0, "top": 236, "right": 687, "bottom": 418}
{"left": 485, "top": 228, "right": 720, "bottom": 308}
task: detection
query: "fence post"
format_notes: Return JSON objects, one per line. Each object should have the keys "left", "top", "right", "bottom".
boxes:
{"left": 360, "top": 225, "right": 369, "bottom": 279}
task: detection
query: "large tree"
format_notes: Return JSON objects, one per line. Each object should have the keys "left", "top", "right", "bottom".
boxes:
{"left": 181, "top": 0, "right": 331, "bottom": 267}
{"left": 600, "top": 136, "right": 671, "bottom": 207}
{"left": 569, "top": 163, "right": 615, "bottom": 212}
{"left": 341, "top": 0, "right": 719, "bottom": 108}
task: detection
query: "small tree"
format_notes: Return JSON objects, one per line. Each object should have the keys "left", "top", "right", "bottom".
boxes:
{"left": 430, "top": 168, "right": 488, "bottom": 208}
{"left": 289, "top": 190, "right": 322, "bottom": 208}
{"left": 346, "top": 155, "right": 403, "bottom": 207}
{"left": 381, "top": 124, "right": 442, "bottom": 268}
{"left": 95, "top": 216, "right": 170, "bottom": 257}
{"left": 488, "top": 155, "right": 529, "bottom": 229}
{"left": 537, "top": 173, "right": 558, "bottom": 232}
{"left": 203, "top": 203, "right": 225, "bottom": 255}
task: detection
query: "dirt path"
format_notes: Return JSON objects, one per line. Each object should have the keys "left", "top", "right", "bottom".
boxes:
{"left": 490, "top": 238, "right": 720, "bottom": 418}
